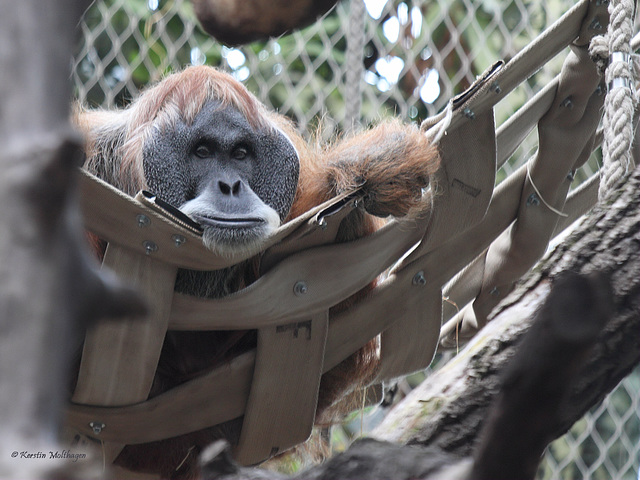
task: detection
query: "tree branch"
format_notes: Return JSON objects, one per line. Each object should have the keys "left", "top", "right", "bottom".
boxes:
{"left": 374, "top": 166, "right": 640, "bottom": 457}
{"left": 199, "top": 168, "right": 639, "bottom": 479}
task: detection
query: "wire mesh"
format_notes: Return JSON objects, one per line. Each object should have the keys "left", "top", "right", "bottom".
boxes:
{"left": 73, "top": 1, "right": 640, "bottom": 478}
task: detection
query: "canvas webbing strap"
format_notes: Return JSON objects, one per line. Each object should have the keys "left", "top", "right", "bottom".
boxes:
{"left": 235, "top": 311, "right": 329, "bottom": 464}
{"left": 442, "top": 0, "right": 606, "bottom": 133}
{"left": 439, "top": 17, "right": 640, "bottom": 348}
{"left": 66, "top": 0, "right": 637, "bottom": 460}
{"left": 78, "top": 169, "right": 359, "bottom": 271}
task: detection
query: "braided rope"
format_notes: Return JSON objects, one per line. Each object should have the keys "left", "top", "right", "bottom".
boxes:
{"left": 589, "top": 0, "right": 638, "bottom": 200}
{"left": 344, "top": 0, "right": 366, "bottom": 133}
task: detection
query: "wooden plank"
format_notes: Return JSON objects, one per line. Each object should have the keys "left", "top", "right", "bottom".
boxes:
{"left": 405, "top": 109, "right": 496, "bottom": 264}
{"left": 65, "top": 352, "right": 255, "bottom": 444}
{"left": 78, "top": 170, "right": 354, "bottom": 271}
{"left": 376, "top": 287, "right": 443, "bottom": 381}
{"left": 444, "top": 0, "right": 590, "bottom": 132}
{"left": 168, "top": 218, "right": 425, "bottom": 331}
{"left": 234, "top": 312, "right": 329, "bottom": 465}
{"left": 72, "top": 244, "right": 177, "bottom": 406}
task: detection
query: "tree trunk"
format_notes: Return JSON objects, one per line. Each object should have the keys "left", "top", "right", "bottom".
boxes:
{"left": 373, "top": 165, "right": 640, "bottom": 455}
{"left": 201, "top": 165, "right": 640, "bottom": 480}
{"left": 0, "top": 2, "right": 144, "bottom": 478}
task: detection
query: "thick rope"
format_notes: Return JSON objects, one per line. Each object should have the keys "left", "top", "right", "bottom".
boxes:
{"left": 589, "top": 0, "right": 638, "bottom": 200}
{"left": 344, "top": 0, "right": 366, "bottom": 134}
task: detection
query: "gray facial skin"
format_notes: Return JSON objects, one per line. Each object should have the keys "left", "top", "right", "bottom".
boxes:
{"left": 143, "top": 100, "right": 299, "bottom": 253}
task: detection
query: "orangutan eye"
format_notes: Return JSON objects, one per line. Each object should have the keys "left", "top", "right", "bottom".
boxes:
{"left": 194, "top": 144, "right": 211, "bottom": 159}
{"left": 232, "top": 145, "right": 249, "bottom": 160}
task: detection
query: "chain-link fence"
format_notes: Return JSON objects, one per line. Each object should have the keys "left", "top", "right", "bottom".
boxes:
{"left": 74, "top": 0, "right": 600, "bottom": 180}
{"left": 73, "top": 0, "right": 640, "bottom": 478}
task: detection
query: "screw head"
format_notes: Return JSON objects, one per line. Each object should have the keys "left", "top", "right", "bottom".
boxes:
{"left": 526, "top": 193, "right": 540, "bottom": 207}
{"left": 560, "top": 97, "right": 574, "bottom": 109}
{"left": 137, "top": 214, "right": 150, "bottom": 228}
{"left": 143, "top": 240, "right": 158, "bottom": 255}
{"left": 293, "top": 281, "right": 308, "bottom": 296}
{"left": 89, "top": 422, "right": 105, "bottom": 435}
{"left": 412, "top": 271, "right": 426, "bottom": 286}
{"left": 463, "top": 107, "right": 476, "bottom": 120}
{"left": 172, "top": 234, "right": 186, "bottom": 247}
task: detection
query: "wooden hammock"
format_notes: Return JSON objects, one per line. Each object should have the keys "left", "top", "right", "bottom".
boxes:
{"left": 65, "top": 0, "right": 617, "bottom": 467}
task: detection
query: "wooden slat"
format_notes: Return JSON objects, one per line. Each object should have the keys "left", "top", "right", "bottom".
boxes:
{"left": 72, "top": 244, "right": 177, "bottom": 406}
{"left": 168, "top": 217, "right": 426, "bottom": 331}
{"left": 78, "top": 170, "right": 356, "bottom": 271}
{"left": 406, "top": 109, "right": 497, "bottom": 264}
{"left": 66, "top": 352, "right": 255, "bottom": 444}
{"left": 376, "top": 287, "right": 443, "bottom": 380}
{"left": 234, "top": 312, "right": 329, "bottom": 465}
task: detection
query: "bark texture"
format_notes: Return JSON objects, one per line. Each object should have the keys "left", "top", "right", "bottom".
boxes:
{"left": 373, "top": 165, "right": 639, "bottom": 456}
{"left": 0, "top": 1, "right": 144, "bottom": 478}
{"left": 200, "top": 166, "right": 640, "bottom": 480}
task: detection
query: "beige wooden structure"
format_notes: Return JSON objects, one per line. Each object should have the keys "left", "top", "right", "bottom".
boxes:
{"left": 65, "top": 0, "right": 636, "bottom": 468}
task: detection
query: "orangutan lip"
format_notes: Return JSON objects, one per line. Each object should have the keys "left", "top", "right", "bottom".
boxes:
{"left": 193, "top": 214, "right": 265, "bottom": 229}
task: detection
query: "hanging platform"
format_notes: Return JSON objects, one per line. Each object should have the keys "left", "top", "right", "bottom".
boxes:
{"left": 65, "top": 0, "right": 623, "bottom": 467}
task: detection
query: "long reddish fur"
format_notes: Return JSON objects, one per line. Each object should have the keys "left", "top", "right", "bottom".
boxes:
{"left": 75, "top": 66, "right": 440, "bottom": 479}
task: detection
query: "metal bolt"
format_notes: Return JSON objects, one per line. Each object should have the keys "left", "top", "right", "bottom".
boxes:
{"left": 137, "top": 214, "right": 150, "bottom": 228}
{"left": 589, "top": 17, "right": 603, "bottom": 31}
{"left": 490, "top": 81, "right": 502, "bottom": 94}
{"left": 143, "top": 240, "right": 158, "bottom": 255}
{"left": 560, "top": 97, "right": 573, "bottom": 109}
{"left": 293, "top": 281, "right": 308, "bottom": 296}
{"left": 89, "top": 422, "right": 105, "bottom": 435}
{"left": 317, "top": 218, "right": 328, "bottom": 230}
{"left": 526, "top": 193, "right": 540, "bottom": 207}
{"left": 463, "top": 107, "right": 475, "bottom": 120}
{"left": 412, "top": 271, "right": 426, "bottom": 286}
{"left": 172, "top": 234, "right": 186, "bottom": 247}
